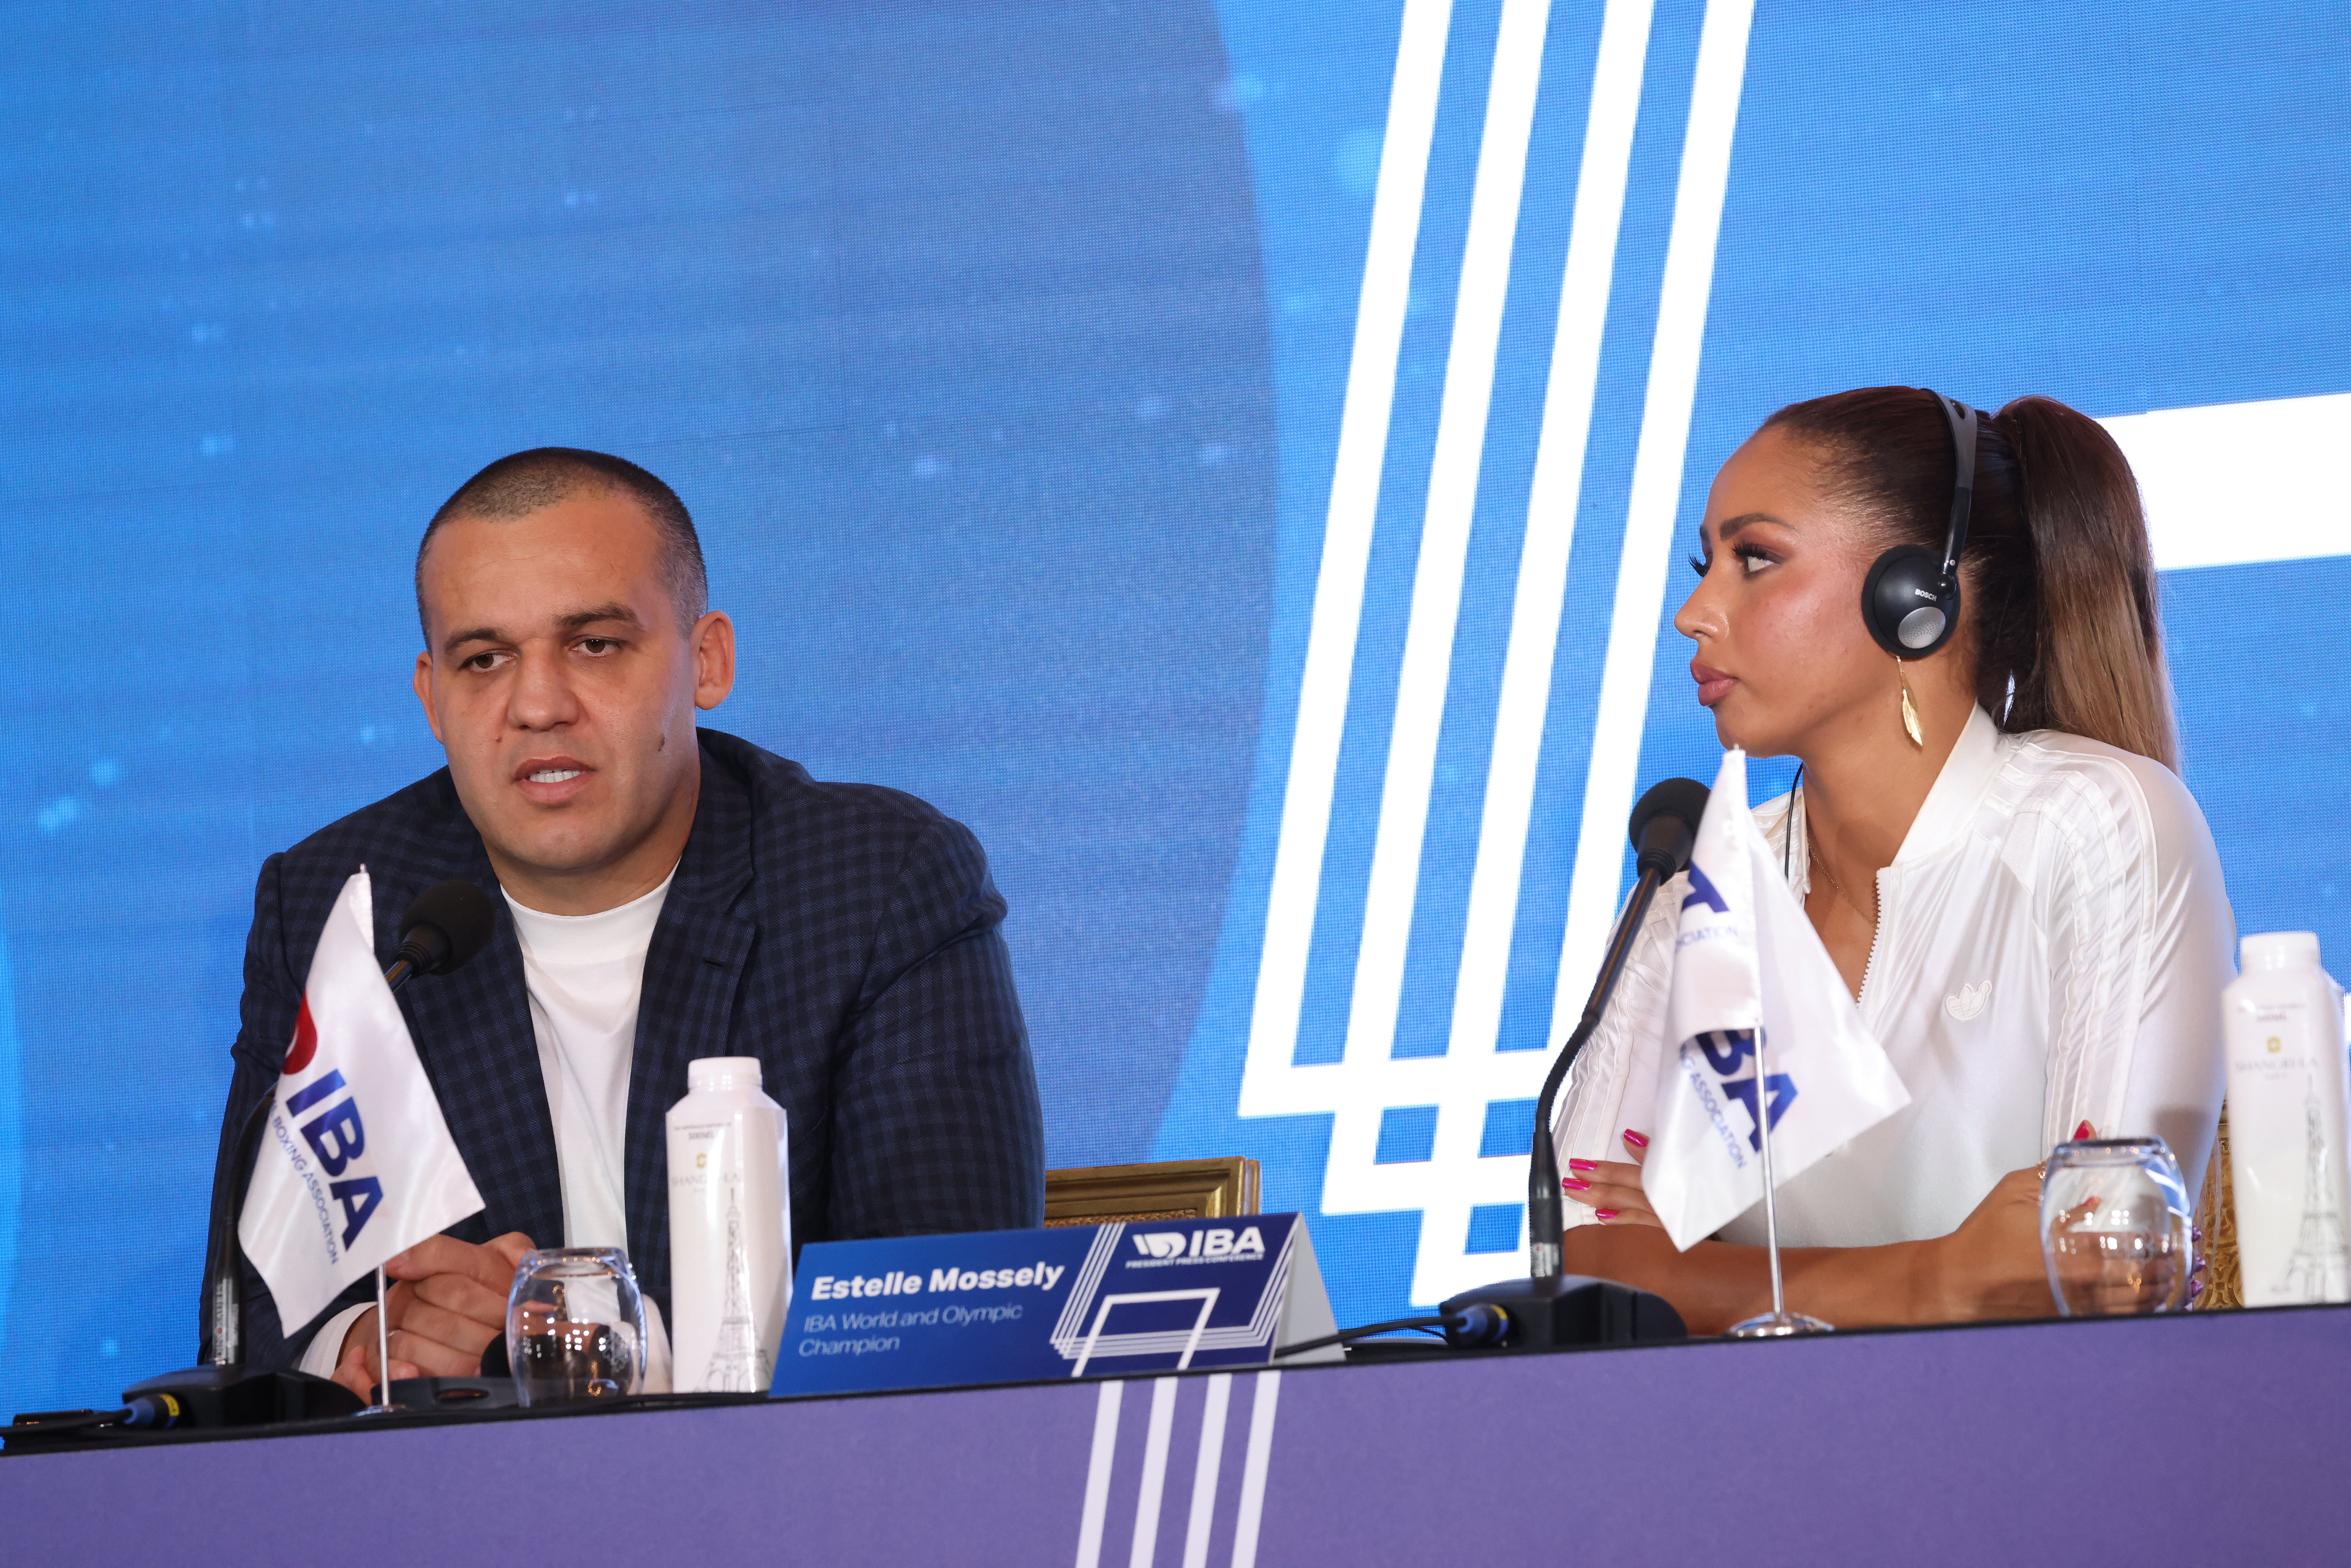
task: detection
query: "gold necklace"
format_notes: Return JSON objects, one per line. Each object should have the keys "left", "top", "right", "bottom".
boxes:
{"left": 1806, "top": 823, "right": 1877, "bottom": 927}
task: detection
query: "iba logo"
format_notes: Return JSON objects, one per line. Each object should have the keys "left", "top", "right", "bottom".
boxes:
{"left": 1132, "top": 1227, "right": 1265, "bottom": 1261}
{"left": 279, "top": 998, "right": 383, "bottom": 1250}
{"left": 1692, "top": 1029, "right": 1796, "bottom": 1153}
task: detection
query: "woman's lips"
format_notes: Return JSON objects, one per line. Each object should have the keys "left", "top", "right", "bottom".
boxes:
{"left": 1691, "top": 662, "right": 1736, "bottom": 708}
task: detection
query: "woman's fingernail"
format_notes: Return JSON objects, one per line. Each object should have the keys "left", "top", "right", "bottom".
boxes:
{"left": 1562, "top": 1177, "right": 1591, "bottom": 1192}
{"left": 2074, "top": 1121, "right": 2093, "bottom": 1141}
{"left": 1622, "top": 1129, "right": 1649, "bottom": 1149}
{"left": 1568, "top": 1159, "right": 1599, "bottom": 1173}
{"left": 1595, "top": 1209, "right": 1620, "bottom": 1221}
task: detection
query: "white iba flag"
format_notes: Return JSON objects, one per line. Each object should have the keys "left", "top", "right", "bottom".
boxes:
{"left": 239, "top": 867, "right": 485, "bottom": 1328}
{"left": 1640, "top": 749, "right": 1911, "bottom": 1251}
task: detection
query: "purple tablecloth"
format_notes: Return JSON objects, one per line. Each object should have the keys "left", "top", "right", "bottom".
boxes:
{"left": 8, "top": 1307, "right": 2346, "bottom": 1565}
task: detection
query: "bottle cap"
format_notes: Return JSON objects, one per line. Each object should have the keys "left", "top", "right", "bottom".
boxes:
{"left": 2242, "top": 932, "right": 2322, "bottom": 971}
{"left": 687, "top": 1056, "right": 763, "bottom": 1092}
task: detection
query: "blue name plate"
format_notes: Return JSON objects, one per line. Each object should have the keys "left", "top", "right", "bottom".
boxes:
{"left": 769, "top": 1213, "right": 1338, "bottom": 1397}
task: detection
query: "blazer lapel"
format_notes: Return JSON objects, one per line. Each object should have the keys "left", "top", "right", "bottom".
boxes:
{"left": 624, "top": 746, "right": 759, "bottom": 1314}
{"left": 374, "top": 787, "right": 566, "bottom": 1255}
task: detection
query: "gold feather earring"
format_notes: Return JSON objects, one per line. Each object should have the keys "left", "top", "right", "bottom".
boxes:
{"left": 1897, "top": 660, "right": 1924, "bottom": 749}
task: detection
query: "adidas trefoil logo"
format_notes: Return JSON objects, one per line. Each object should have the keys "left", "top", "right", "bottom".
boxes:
{"left": 1945, "top": 980, "right": 1991, "bottom": 1021}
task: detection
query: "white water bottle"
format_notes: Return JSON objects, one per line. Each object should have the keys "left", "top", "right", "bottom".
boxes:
{"left": 667, "top": 1057, "right": 792, "bottom": 1391}
{"left": 2223, "top": 932, "right": 2351, "bottom": 1305}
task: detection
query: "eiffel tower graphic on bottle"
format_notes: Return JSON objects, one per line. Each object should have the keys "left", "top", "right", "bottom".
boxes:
{"left": 701, "top": 1186, "right": 771, "bottom": 1391}
{"left": 2280, "top": 1077, "right": 2350, "bottom": 1301}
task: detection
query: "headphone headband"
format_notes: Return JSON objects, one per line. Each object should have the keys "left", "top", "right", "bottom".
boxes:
{"left": 1933, "top": 390, "right": 1979, "bottom": 578}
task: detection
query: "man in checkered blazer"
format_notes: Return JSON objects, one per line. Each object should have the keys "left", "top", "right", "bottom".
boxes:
{"left": 206, "top": 449, "right": 1045, "bottom": 1395}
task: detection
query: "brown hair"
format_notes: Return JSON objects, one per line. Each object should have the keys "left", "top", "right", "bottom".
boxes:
{"left": 1763, "top": 386, "right": 2176, "bottom": 769}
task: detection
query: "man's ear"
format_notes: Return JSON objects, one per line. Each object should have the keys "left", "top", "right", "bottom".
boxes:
{"left": 413, "top": 650, "right": 446, "bottom": 743}
{"left": 691, "top": 610, "right": 737, "bottom": 711}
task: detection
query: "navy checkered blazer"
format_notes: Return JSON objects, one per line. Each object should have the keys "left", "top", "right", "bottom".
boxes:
{"left": 207, "top": 728, "right": 1045, "bottom": 1367}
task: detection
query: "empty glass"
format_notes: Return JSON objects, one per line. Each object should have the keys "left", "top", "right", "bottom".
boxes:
{"left": 2041, "top": 1137, "right": 2194, "bottom": 1316}
{"left": 506, "top": 1247, "right": 648, "bottom": 1407}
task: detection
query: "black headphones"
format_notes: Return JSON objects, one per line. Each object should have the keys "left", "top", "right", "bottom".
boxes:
{"left": 1860, "top": 390, "right": 1978, "bottom": 657}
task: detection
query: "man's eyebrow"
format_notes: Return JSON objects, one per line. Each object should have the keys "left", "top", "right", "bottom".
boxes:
{"left": 440, "top": 624, "right": 505, "bottom": 656}
{"left": 555, "top": 602, "right": 644, "bottom": 632}
{"left": 438, "top": 604, "right": 644, "bottom": 657}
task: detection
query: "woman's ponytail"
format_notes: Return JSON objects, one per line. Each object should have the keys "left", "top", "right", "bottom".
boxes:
{"left": 1993, "top": 396, "right": 2176, "bottom": 769}
{"left": 1763, "top": 386, "right": 2178, "bottom": 769}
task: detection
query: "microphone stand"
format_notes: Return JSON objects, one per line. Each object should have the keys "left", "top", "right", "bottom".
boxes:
{"left": 117, "top": 1082, "right": 366, "bottom": 1427}
{"left": 1439, "top": 788, "right": 1704, "bottom": 1350}
{"left": 116, "top": 930, "right": 467, "bottom": 1430}
{"left": 1524, "top": 859, "right": 1672, "bottom": 1277}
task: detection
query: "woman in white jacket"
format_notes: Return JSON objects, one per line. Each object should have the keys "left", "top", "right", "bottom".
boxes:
{"left": 1555, "top": 386, "right": 2233, "bottom": 1333}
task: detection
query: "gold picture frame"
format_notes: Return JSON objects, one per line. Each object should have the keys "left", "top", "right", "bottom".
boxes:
{"left": 1043, "top": 1157, "right": 1262, "bottom": 1229}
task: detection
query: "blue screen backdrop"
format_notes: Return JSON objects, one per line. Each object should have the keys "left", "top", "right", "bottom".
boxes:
{"left": 2, "top": 0, "right": 2345, "bottom": 1414}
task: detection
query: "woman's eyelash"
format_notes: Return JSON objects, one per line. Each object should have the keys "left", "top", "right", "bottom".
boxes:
{"left": 1690, "top": 545, "right": 1776, "bottom": 577}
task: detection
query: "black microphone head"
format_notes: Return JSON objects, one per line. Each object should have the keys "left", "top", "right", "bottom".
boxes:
{"left": 398, "top": 880, "right": 497, "bottom": 976}
{"left": 1628, "top": 776, "right": 1710, "bottom": 878}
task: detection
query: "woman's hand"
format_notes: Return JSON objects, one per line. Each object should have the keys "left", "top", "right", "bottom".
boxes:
{"left": 1925, "top": 1163, "right": 2058, "bottom": 1320}
{"left": 1562, "top": 1129, "right": 1665, "bottom": 1231}
{"left": 1921, "top": 1121, "right": 2098, "bottom": 1322}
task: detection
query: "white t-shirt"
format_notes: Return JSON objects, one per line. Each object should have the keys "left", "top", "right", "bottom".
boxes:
{"left": 302, "top": 868, "right": 678, "bottom": 1386}
{"left": 506, "top": 871, "right": 672, "bottom": 1254}
{"left": 1553, "top": 705, "right": 2236, "bottom": 1248}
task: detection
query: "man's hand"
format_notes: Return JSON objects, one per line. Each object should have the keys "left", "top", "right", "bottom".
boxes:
{"left": 331, "top": 1232, "right": 536, "bottom": 1401}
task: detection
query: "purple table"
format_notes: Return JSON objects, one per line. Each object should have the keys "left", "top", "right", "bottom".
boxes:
{"left": 8, "top": 1307, "right": 2346, "bottom": 1565}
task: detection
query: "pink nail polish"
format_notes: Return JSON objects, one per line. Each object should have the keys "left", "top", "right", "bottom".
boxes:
{"left": 1621, "top": 1129, "right": 1649, "bottom": 1149}
{"left": 1562, "top": 1177, "right": 1591, "bottom": 1191}
{"left": 1568, "top": 1158, "right": 1598, "bottom": 1172}
{"left": 2074, "top": 1121, "right": 2093, "bottom": 1141}
{"left": 1595, "top": 1209, "right": 1620, "bottom": 1221}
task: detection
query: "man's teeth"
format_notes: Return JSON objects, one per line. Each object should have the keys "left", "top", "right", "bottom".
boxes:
{"left": 528, "top": 769, "right": 583, "bottom": 784}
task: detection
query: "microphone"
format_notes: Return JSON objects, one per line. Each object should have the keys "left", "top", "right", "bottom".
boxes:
{"left": 120, "top": 878, "right": 498, "bottom": 1431}
{"left": 385, "top": 879, "right": 497, "bottom": 993}
{"left": 1438, "top": 777, "right": 1708, "bottom": 1352}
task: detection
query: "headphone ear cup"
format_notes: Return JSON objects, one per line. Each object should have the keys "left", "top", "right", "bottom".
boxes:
{"left": 1862, "top": 544, "right": 1958, "bottom": 657}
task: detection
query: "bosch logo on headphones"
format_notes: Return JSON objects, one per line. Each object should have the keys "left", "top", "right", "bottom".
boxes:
{"left": 1912, "top": 587, "right": 1939, "bottom": 600}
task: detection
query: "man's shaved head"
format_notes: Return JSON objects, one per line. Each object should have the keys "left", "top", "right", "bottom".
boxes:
{"left": 416, "top": 448, "right": 707, "bottom": 640}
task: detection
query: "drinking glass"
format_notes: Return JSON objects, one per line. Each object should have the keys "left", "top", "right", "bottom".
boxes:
{"left": 505, "top": 1247, "right": 648, "bottom": 1407}
{"left": 2040, "top": 1137, "right": 2194, "bottom": 1316}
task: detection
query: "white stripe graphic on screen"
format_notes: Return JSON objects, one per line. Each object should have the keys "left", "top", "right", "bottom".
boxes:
{"left": 1554, "top": 0, "right": 1757, "bottom": 1046}
{"left": 1222, "top": 0, "right": 1730, "bottom": 1307}
{"left": 2101, "top": 391, "right": 2351, "bottom": 571}
{"left": 1242, "top": 0, "right": 1456, "bottom": 1107}
{"left": 1340, "top": 0, "right": 1556, "bottom": 1090}
{"left": 1077, "top": 1379, "right": 1125, "bottom": 1568}
{"left": 1445, "top": 0, "right": 1655, "bottom": 1061}
{"left": 1229, "top": 1371, "right": 1282, "bottom": 1568}
{"left": 1129, "top": 1377, "right": 1181, "bottom": 1568}
{"left": 1412, "top": 0, "right": 1660, "bottom": 1296}
{"left": 1181, "top": 1374, "right": 1233, "bottom": 1568}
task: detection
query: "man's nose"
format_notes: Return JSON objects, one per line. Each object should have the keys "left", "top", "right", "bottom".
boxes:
{"left": 506, "top": 647, "right": 581, "bottom": 731}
